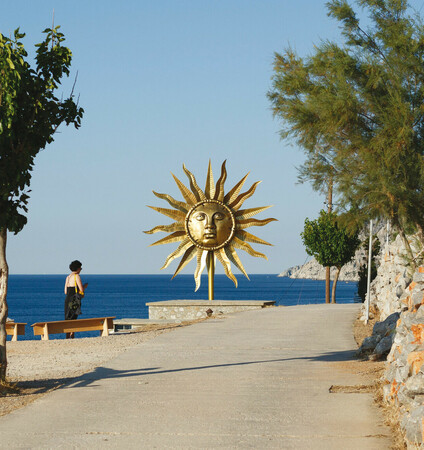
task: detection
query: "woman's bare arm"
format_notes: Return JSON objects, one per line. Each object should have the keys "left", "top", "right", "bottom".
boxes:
{"left": 75, "top": 274, "right": 85, "bottom": 293}
{"left": 64, "top": 275, "right": 69, "bottom": 294}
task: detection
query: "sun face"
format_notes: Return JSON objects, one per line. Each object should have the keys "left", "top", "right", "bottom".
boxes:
{"left": 144, "top": 161, "right": 276, "bottom": 291}
{"left": 185, "top": 200, "right": 235, "bottom": 250}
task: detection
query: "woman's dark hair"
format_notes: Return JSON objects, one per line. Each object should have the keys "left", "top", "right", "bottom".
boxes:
{"left": 69, "top": 260, "right": 82, "bottom": 272}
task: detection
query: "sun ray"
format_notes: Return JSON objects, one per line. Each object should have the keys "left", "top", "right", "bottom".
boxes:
{"left": 146, "top": 161, "right": 274, "bottom": 293}
{"left": 147, "top": 205, "right": 186, "bottom": 221}
{"left": 223, "top": 172, "right": 249, "bottom": 205}
{"left": 213, "top": 160, "right": 227, "bottom": 202}
{"left": 235, "top": 230, "right": 272, "bottom": 246}
{"left": 150, "top": 231, "right": 187, "bottom": 247}
{"left": 183, "top": 164, "right": 206, "bottom": 201}
{"left": 235, "top": 205, "right": 272, "bottom": 220}
{"left": 224, "top": 245, "right": 249, "bottom": 280}
{"left": 216, "top": 248, "right": 238, "bottom": 287}
{"left": 232, "top": 236, "right": 267, "bottom": 259}
{"left": 153, "top": 191, "right": 190, "bottom": 213}
{"left": 194, "top": 249, "right": 208, "bottom": 291}
{"left": 144, "top": 223, "right": 185, "bottom": 234}
{"left": 228, "top": 181, "right": 262, "bottom": 211}
{"left": 171, "top": 173, "right": 197, "bottom": 205}
{"left": 160, "top": 239, "right": 192, "bottom": 270}
{"left": 204, "top": 160, "right": 215, "bottom": 199}
{"left": 172, "top": 246, "right": 197, "bottom": 279}
{"left": 236, "top": 218, "right": 277, "bottom": 230}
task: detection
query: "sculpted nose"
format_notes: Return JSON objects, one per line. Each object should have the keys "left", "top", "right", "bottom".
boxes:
{"left": 205, "top": 217, "right": 216, "bottom": 229}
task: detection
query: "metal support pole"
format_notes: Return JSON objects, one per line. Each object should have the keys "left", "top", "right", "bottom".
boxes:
{"left": 366, "top": 220, "right": 373, "bottom": 324}
{"left": 207, "top": 251, "right": 215, "bottom": 301}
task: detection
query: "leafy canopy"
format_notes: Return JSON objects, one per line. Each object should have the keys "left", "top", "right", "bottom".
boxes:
{"left": 0, "top": 27, "right": 83, "bottom": 233}
{"left": 301, "top": 210, "right": 360, "bottom": 268}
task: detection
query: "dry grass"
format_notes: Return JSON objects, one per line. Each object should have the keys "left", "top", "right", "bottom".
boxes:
{"left": 373, "top": 379, "right": 407, "bottom": 450}
{"left": 353, "top": 304, "right": 379, "bottom": 348}
{"left": 0, "top": 380, "right": 19, "bottom": 396}
{"left": 329, "top": 383, "right": 375, "bottom": 393}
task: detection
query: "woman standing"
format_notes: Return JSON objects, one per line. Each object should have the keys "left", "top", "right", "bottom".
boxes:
{"left": 64, "top": 260, "right": 88, "bottom": 338}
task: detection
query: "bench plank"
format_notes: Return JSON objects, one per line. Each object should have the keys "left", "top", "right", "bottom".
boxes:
{"left": 31, "top": 317, "right": 115, "bottom": 340}
{"left": 6, "top": 322, "right": 26, "bottom": 341}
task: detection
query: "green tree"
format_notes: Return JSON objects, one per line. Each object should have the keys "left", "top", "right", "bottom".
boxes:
{"left": 0, "top": 27, "right": 83, "bottom": 381}
{"left": 298, "top": 150, "right": 335, "bottom": 303}
{"left": 268, "top": 0, "right": 424, "bottom": 264}
{"left": 301, "top": 210, "right": 360, "bottom": 303}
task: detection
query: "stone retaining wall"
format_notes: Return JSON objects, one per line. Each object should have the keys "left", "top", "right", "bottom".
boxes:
{"left": 383, "top": 267, "right": 424, "bottom": 447}
{"left": 359, "top": 234, "right": 424, "bottom": 447}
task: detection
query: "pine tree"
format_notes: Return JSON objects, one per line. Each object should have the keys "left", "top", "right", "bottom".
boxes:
{"left": 268, "top": 0, "right": 424, "bottom": 263}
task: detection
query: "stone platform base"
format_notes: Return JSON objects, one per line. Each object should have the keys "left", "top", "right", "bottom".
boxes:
{"left": 146, "top": 300, "right": 276, "bottom": 321}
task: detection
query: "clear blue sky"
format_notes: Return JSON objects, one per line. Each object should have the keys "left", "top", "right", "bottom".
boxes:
{"left": 3, "top": 1, "right": 424, "bottom": 275}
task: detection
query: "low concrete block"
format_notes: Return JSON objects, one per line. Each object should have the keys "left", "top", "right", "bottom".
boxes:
{"left": 146, "top": 300, "right": 276, "bottom": 320}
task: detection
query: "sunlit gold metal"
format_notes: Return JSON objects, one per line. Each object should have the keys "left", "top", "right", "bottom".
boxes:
{"left": 207, "top": 251, "right": 215, "bottom": 300}
{"left": 144, "top": 160, "right": 277, "bottom": 299}
{"left": 185, "top": 200, "right": 235, "bottom": 251}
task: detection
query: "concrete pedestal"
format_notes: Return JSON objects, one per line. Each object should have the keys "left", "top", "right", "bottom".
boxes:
{"left": 146, "top": 299, "right": 276, "bottom": 321}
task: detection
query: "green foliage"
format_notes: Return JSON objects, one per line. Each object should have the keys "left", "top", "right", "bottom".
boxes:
{"left": 0, "top": 27, "right": 83, "bottom": 234}
{"left": 268, "top": 0, "right": 424, "bottom": 241}
{"left": 301, "top": 210, "right": 360, "bottom": 268}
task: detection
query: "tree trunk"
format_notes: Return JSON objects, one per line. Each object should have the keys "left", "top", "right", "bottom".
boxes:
{"left": 326, "top": 176, "right": 333, "bottom": 304}
{"left": 397, "top": 225, "right": 416, "bottom": 270}
{"left": 325, "top": 267, "right": 331, "bottom": 304}
{"left": 0, "top": 228, "right": 9, "bottom": 382}
{"left": 331, "top": 266, "right": 341, "bottom": 304}
{"left": 415, "top": 223, "right": 424, "bottom": 262}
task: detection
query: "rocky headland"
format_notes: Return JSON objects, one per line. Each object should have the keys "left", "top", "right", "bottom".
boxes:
{"left": 279, "top": 257, "right": 363, "bottom": 281}
{"left": 279, "top": 225, "right": 390, "bottom": 282}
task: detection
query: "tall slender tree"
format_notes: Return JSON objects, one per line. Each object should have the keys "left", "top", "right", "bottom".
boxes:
{"left": 0, "top": 27, "right": 83, "bottom": 381}
{"left": 268, "top": 0, "right": 424, "bottom": 263}
{"left": 297, "top": 149, "right": 335, "bottom": 303}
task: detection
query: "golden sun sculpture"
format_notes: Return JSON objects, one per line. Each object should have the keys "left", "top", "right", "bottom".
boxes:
{"left": 144, "top": 161, "right": 276, "bottom": 300}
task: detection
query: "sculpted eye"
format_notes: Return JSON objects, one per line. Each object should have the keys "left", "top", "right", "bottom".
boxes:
{"left": 214, "top": 213, "right": 224, "bottom": 220}
{"left": 195, "top": 213, "right": 206, "bottom": 221}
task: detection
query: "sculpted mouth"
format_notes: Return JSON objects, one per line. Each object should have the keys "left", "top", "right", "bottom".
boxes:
{"left": 204, "top": 232, "right": 216, "bottom": 239}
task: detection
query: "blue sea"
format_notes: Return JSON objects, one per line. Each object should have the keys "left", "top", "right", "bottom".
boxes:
{"left": 6, "top": 274, "right": 359, "bottom": 340}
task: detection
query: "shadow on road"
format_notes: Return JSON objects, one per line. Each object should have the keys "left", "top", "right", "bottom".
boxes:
{"left": 52, "top": 348, "right": 358, "bottom": 388}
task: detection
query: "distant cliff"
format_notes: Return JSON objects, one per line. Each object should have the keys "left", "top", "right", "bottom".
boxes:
{"left": 280, "top": 224, "right": 389, "bottom": 282}
{"left": 278, "top": 256, "right": 364, "bottom": 281}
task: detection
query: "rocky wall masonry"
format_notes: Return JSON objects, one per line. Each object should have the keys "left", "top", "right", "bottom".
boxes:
{"left": 360, "top": 234, "right": 424, "bottom": 448}
{"left": 361, "top": 234, "right": 414, "bottom": 322}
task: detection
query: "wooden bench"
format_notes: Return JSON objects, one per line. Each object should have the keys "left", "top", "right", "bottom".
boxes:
{"left": 6, "top": 322, "right": 26, "bottom": 341}
{"left": 31, "top": 317, "right": 115, "bottom": 340}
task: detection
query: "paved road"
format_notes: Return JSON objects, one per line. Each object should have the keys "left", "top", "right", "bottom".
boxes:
{"left": 0, "top": 304, "right": 391, "bottom": 449}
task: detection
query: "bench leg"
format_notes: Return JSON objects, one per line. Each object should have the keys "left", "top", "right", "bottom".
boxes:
{"left": 101, "top": 319, "right": 109, "bottom": 337}
{"left": 42, "top": 323, "right": 49, "bottom": 340}
{"left": 12, "top": 325, "right": 18, "bottom": 342}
